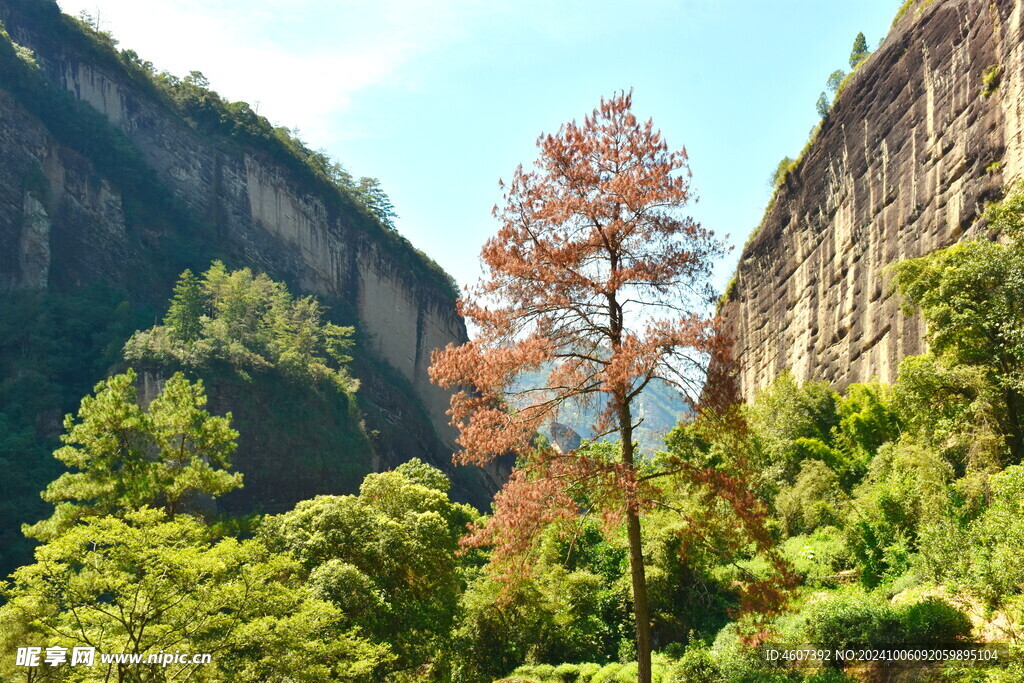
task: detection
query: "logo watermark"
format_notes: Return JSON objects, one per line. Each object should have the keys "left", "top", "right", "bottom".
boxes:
{"left": 15, "top": 646, "right": 211, "bottom": 669}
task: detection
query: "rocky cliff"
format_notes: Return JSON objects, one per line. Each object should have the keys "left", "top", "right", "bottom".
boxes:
{"left": 721, "top": 0, "right": 1024, "bottom": 400}
{"left": 0, "top": 0, "right": 497, "bottom": 506}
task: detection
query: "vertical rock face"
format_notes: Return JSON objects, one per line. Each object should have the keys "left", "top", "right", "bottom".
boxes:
{"left": 721, "top": 0, "right": 1024, "bottom": 400}
{"left": 0, "top": 2, "right": 464, "bottom": 440}
{"left": 0, "top": 1, "right": 493, "bottom": 503}
{"left": 0, "top": 86, "right": 128, "bottom": 291}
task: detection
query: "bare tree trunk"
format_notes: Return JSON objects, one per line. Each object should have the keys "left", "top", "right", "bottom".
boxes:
{"left": 626, "top": 508, "right": 652, "bottom": 683}
{"left": 620, "top": 402, "right": 652, "bottom": 683}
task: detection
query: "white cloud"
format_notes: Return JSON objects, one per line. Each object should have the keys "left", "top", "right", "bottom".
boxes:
{"left": 56, "top": 0, "right": 478, "bottom": 143}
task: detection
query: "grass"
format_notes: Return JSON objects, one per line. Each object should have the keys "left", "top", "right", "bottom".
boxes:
{"left": 982, "top": 64, "right": 1003, "bottom": 97}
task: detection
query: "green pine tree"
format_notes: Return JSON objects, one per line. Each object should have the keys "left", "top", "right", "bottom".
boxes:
{"left": 850, "top": 32, "right": 870, "bottom": 68}
{"left": 164, "top": 268, "right": 205, "bottom": 343}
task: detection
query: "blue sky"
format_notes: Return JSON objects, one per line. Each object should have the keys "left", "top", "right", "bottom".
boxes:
{"left": 57, "top": 0, "right": 899, "bottom": 292}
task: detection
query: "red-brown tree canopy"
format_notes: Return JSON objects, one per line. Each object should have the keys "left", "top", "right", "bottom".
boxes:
{"left": 430, "top": 90, "right": 726, "bottom": 468}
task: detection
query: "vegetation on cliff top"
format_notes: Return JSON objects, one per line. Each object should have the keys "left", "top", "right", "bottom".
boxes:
{"left": 0, "top": 266, "right": 374, "bottom": 580}
{"left": 751, "top": 29, "right": 878, "bottom": 254}
{"left": 0, "top": 0, "right": 458, "bottom": 298}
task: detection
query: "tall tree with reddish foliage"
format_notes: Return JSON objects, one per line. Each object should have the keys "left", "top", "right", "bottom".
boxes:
{"left": 430, "top": 91, "right": 725, "bottom": 682}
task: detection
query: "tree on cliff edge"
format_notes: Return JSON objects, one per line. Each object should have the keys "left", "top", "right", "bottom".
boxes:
{"left": 850, "top": 31, "right": 870, "bottom": 68}
{"left": 429, "top": 91, "right": 725, "bottom": 683}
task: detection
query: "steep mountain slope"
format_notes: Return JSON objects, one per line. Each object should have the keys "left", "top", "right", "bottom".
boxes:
{"left": 720, "top": 0, "right": 1024, "bottom": 399}
{"left": 0, "top": 0, "right": 499, "bottom": 570}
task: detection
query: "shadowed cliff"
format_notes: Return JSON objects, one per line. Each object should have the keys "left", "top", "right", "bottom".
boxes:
{"left": 0, "top": 0, "right": 502, "bottom": 574}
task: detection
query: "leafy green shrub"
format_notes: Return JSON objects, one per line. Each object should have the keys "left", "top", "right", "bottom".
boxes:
{"left": 920, "top": 465, "right": 1024, "bottom": 611}
{"left": 526, "top": 664, "right": 557, "bottom": 680}
{"left": 781, "top": 527, "right": 854, "bottom": 588}
{"left": 746, "top": 372, "right": 841, "bottom": 493}
{"left": 666, "top": 642, "right": 721, "bottom": 682}
{"left": 707, "top": 623, "right": 790, "bottom": 681}
{"left": 802, "top": 590, "right": 901, "bottom": 649}
{"left": 514, "top": 657, "right": 675, "bottom": 683}
{"left": 982, "top": 64, "right": 1003, "bottom": 97}
{"left": 844, "top": 438, "right": 955, "bottom": 587}
{"left": 834, "top": 382, "right": 900, "bottom": 473}
{"left": 589, "top": 663, "right": 623, "bottom": 683}
{"left": 775, "top": 459, "right": 847, "bottom": 536}
{"left": 896, "top": 598, "right": 971, "bottom": 644}
{"left": 552, "top": 663, "right": 584, "bottom": 682}
{"left": 802, "top": 591, "right": 971, "bottom": 649}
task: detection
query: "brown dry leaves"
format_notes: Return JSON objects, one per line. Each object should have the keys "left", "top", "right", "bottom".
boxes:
{"left": 429, "top": 90, "right": 731, "bottom": 577}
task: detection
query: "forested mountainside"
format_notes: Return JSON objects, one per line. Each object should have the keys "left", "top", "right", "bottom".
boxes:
{"left": 7, "top": 1, "right": 1024, "bottom": 681}
{"left": 720, "top": 0, "right": 1024, "bottom": 400}
{"left": 0, "top": 0, "right": 502, "bottom": 575}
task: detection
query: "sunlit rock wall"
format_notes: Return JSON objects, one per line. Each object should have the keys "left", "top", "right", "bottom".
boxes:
{"left": 721, "top": 0, "right": 1024, "bottom": 399}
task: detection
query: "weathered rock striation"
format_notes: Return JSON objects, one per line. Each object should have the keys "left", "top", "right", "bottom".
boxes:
{"left": 0, "top": 1, "right": 500, "bottom": 505}
{"left": 721, "top": 0, "right": 1024, "bottom": 400}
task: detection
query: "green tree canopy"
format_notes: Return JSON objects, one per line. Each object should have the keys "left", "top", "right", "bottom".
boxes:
{"left": 745, "top": 371, "right": 841, "bottom": 490}
{"left": 849, "top": 32, "right": 870, "bottom": 68}
{"left": 1, "top": 508, "right": 388, "bottom": 682}
{"left": 125, "top": 262, "right": 358, "bottom": 392}
{"left": 259, "top": 459, "right": 478, "bottom": 675}
{"left": 892, "top": 190, "right": 1024, "bottom": 462}
{"left": 24, "top": 370, "right": 241, "bottom": 540}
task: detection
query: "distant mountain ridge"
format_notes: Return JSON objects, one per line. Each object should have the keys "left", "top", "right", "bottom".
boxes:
{"left": 512, "top": 366, "right": 691, "bottom": 455}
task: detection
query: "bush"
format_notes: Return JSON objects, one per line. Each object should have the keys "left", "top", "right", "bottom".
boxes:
{"left": 781, "top": 527, "right": 853, "bottom": 588}
{"left": 707, "top": 623, "right": 795, "bottom": 681}
{"left": 588, "top": 663, "right": 623, "bottom": 683}
{"left": 896, "top": 598, "right": 972, "bottom": 644}
{"left": 803, "top": 591, "right": 971, "bottom": 649}
{"left": 919, "top": 465, "right": 1024, "bottom": 611}
{"left": 526, "top": 664, "right": 557, "bottom": 680}
{"left": 775, "top": 460, "right": 846, "bottom": 536}
{"left": 512, "top": 656, "right": 679, "bottom": 683}
{"left": 666, "top": 642, "right": 720, "bottom": 682}
{"left": 982, "top": 64, "right": 1003, "bottom": 97}
{"left": 803, "top": 590, "right": 901, "bottom": 649}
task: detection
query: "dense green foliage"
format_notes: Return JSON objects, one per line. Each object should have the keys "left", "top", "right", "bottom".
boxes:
{"left": 892, "top": 235, "right": 1024, "bottom": 462}
{"left": 123, "top": 264, "right": 375, "bottom": 512}
{"left": 1, "top": 510, "right": 389, "bottom": 682}
{"left": 126, "top": 263, "right": 358, "bottom": 392}
{"left": 260, "top": 460, "right": 480, "bottom": 678}
{"left": 0, "top": 285, "right": 151, "bottom": 577}
{"left": 21, "top": 370, "right": 240, "bottom": 541}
